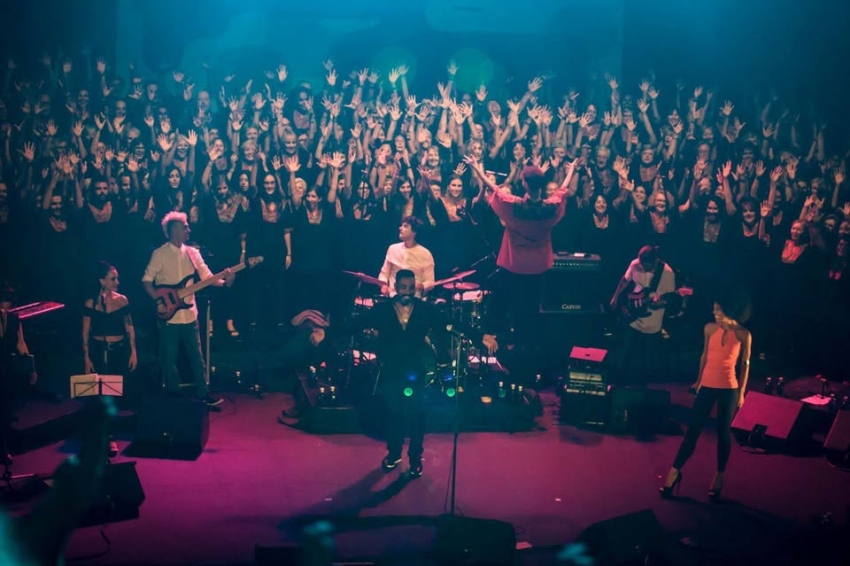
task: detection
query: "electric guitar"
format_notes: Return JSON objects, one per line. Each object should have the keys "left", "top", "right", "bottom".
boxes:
{"left": 153, "top": 257, "right": 263, "bottom": 321}
{"left": 618, "top": 286, "right": 693, "bottom": 323}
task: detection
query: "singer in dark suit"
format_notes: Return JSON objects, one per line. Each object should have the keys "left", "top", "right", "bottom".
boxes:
{"left": 330, "top": 270, "right": 498, "bottom": 478}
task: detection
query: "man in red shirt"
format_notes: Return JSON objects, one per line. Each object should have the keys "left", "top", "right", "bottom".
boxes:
{"left": 465, "top": 157, "right": 575, "bottom": 378}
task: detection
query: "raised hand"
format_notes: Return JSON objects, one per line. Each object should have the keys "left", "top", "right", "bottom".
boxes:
{"left": 157, "top": 134, "right": 172, "bottom": 152}
{"left": 21, "top": 141, "right": 36, "bottom": 162}
{"left": 328, "top": 151, "right": 346, "bottom": 169}
{"left": 447, "top": 61, "right": 458, "bottom": 76}
{"left": 647, "top": 86, "right": 660, "bottom": 100}
{"left": 605, "top": 73, "right": 619, "bottom": 90}
{"left": 720, "top": 100, "right": 734, "bottom": 117}
{"left": 284, "top": 155, "right": 300, "bottom": 173}
{"left": 326, "top": 69, "right": 338, "bottom": 86}
{"left": 527, "top": 77, "right": 543, "bottom": 93}
{"left": 476, "top": 85, "right": 488, "bottom": 102}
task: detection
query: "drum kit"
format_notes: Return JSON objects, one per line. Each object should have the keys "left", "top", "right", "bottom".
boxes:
{"left": 340, "top": 268, "right": 496, "bottom": 389}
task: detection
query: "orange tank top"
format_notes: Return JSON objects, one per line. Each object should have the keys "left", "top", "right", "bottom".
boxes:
{"left": 700, "top": 327, "right": 741, "bottom": 389}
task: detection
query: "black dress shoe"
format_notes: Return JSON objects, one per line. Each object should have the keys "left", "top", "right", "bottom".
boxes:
{"left": 408, "top": 461, "right": 423, "bottom": 478}
{"left": 381, "top": 455, "right": 402, "bottom": 472}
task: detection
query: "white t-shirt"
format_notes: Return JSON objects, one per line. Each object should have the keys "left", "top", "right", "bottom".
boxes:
{"left": 142, "top": 243, "right": 214, "bottom": 324}
{"left": 378, "top": 242, "right": 436, "bottom": 297}
{"left": 622, "top": 259, "right": 676, "bottom": 334}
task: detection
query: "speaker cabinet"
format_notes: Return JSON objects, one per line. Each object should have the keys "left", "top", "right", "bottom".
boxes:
{"left": 825, "top": 410, "right": 850, "bottom": 452}
{"left": 79, "top": 461, "right": 145, "bottom": 527}
{"left": 732, "top": 392, "right": 813, "bottom": 447}
{"left": 579, "top": 509, "right": 667, "bottom": 566}
{"left": 129, "top": 397, "right": 210, "bottom": 459}
{"left": 540, "top": 254, "right": 604, "bottom": 314}
{"left": 434, "top": 515, "right": 516, "bottom": 566}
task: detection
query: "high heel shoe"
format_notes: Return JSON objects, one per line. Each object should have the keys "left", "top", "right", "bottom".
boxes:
{"left": 659, "top": 470, "right": 683, "bottom": 499}
{"left": 708, "top": 473, "right": 724, "bottom": 503}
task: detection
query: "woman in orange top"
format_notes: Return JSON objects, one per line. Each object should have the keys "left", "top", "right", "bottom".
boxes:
{"left": 660, "top": 291, "right": 751, "bottom": 502}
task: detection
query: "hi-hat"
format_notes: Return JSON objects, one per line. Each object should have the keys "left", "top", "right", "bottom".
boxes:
{"left": 433, "top": 270, "right": 476, "bottom": 287}
{"left": 342, "top": 271, "right": 383, "bottom": 286}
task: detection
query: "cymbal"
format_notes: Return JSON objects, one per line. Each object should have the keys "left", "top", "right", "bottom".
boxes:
{"left": 443, "top": 281, "right": 479, "bottom": 291}
{"left": 342, "top": 271, "right": 383, "bottom": 286}
{"left": 433, "top": 270, "right": 476, "bottom": 286}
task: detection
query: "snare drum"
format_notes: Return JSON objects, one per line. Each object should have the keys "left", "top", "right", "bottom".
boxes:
{"left": 451, "top": 290, "right": 490, "bottom": 328}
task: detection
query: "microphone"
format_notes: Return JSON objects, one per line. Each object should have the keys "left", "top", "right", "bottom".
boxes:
{"left": 446, "top": 324, "right": 467, "bottom": 338}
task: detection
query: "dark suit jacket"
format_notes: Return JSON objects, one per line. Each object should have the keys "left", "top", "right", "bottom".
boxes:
{"left": 346, "top": 298, "right": 483, "bottom": 399}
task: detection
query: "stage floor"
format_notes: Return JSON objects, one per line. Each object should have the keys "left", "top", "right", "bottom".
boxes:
{"left": 4, "top": 381, "right": 850, "bottom": 565}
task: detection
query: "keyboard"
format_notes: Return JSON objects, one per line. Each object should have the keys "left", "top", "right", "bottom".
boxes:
{"left": 10, "top": 301, "right": 65, "bottom": 320}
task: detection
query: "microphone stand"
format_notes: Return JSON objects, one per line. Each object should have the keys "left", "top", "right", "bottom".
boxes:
{"left": 447, "top": 331, "right": 464, "bottom": 515}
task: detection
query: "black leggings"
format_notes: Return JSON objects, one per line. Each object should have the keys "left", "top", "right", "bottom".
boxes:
{"left": 673, "top": 387, "right": 738, "bottom": 472}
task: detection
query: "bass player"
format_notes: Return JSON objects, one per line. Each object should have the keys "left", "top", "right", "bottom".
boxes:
{"left": 609, "top": 245, "right": 680, "bottom": 385}
{"left": 142, "top": 211, "right": 234, "bottom": 407}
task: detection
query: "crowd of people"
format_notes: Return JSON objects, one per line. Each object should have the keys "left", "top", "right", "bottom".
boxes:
{"left": 0, "top": 48, "right": 848, "bottom": 381}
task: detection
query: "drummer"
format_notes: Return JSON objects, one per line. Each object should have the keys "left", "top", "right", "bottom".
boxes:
{"left": 378, "top": 216, "right": 436, "bottom": 298}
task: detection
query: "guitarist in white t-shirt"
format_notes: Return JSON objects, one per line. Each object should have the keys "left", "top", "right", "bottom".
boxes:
{"left": 609, "top": 245, "right": 687, "bottom": 384}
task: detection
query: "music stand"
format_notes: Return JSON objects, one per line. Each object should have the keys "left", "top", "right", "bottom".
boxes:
{"left": 70, "top": 374, "right": 124, "bottom": 398}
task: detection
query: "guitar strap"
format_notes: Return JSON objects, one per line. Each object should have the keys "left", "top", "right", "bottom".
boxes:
{"left": 647, "top": 262, "right": 665, "bottom": 296}
{"left": 184, "top": 246, "right": 201, "bottom": 284}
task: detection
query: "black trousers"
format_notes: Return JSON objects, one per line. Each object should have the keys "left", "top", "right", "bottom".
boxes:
{"left": 613, "top": 326, "right": 664, "bottom": 385}
{"left": 158, "top": 320, "right": 208, "bottom": 398}
{"left": 673, "top": 387, "right": 738, "bottom": 472}
{"left": 88, "top": 339, "right": 129, "bottom": 378}
{"left": 384, "top": 394, "right": 428, "bottom": 463}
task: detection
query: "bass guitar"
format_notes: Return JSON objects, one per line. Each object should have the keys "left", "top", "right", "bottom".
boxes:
{"left": 618, "top": 286, "right": 693, "bottom": 323}
{"left": 154, "top": 257, "right": 263, "bottom": 321}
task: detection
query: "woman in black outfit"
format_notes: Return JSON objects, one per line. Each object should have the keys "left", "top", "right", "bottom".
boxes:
{"left": 81, "top": 263, "right": 137, "bottom": 456}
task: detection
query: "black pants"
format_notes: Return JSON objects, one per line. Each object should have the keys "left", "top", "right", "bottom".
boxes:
{"left": 613, "top": 326, "right": 663, "bottom": 385}
{"left": 89, "top": 339, "right": 129, "bottom": 378}
{"left": 384, "top": 395, "right": 428, "bottom": 463}
{"left": 158, "top": 320, "right": 208, "bottom": 398}
{"left": 501, "top": 271, "right": 543, "bottom": 380}
{"left": 673, "top": 387, "right": 738, "bottom": 472}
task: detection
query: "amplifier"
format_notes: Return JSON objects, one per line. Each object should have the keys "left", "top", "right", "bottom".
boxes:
{"left": 552, "top": 252, "right": 602, "bottom": 271}
{"left": 568, "top": 370, "right": 605, "bottom": 391}
{"left": 560, "top": 386, "right": 610, "bottom": 426}
{"left": 541, "top": 253, "right": 604, "bottom": 314}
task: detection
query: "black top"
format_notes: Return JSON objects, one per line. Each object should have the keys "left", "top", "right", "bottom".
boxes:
{"left": 345, "top": 298, "right": 483, "bottom": 399}
{"left": 85, "top": 304, "right": 129, "bottom": 338}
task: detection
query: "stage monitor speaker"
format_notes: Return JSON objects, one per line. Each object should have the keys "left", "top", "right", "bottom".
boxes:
{"left": 578, "top": 509, "right": 667, "bottom": 566}
{"left": 731, "top": 392, "right": 813, "bottom": 447}
{"left": 78, "top": 461, "right": 145, "bottom": 527}
{"left": 609, "top": 387, "right": 671, "bottom": 433}
{"left": 824, "top": 410, "right": 850, "bottom": 453}
{"left": 434, "top": 515, "right": 516, "bottom": 566}
{"left": 129, "top": 397, "right": 210, "bottom": 459}
{"left": 540, "top": 253, "right": 604, "bottom": 314}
